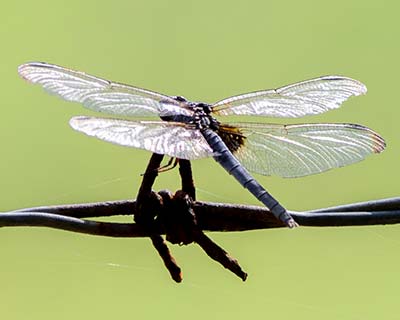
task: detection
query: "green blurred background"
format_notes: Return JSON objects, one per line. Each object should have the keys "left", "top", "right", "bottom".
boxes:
{"left": 1, "top": 0, "right": 399, "bottom": 319}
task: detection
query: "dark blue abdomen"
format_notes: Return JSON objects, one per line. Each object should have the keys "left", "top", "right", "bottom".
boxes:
{"left": 201, "top": 128, "right": 296, "bottom": 227}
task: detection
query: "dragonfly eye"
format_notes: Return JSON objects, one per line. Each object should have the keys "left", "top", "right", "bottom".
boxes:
{"left": 173, "top": 96, "right": 187, "bottom": 102}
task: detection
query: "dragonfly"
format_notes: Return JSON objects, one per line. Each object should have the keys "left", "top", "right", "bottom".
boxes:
{"left": 18, "top": 62, "right": 386, "bottom": 228}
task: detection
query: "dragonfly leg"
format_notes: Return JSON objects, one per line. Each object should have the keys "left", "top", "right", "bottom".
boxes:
{"left": 159, "top": 157, "right": 178, "bottom": 172}
{"left": 157, "top": 157, "right": 179, "bottom": 173}
{"left": 139, "top": 157, "right": 179, "bottom": 176}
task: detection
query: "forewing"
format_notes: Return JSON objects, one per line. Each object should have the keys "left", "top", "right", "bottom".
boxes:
{"left": 69, "top": 116, "right": 213, "bottom": 160}
{"left": 224, "top": 122, "right": 385, "bottom": 178}
{"left": 18, "top": 62, "right": 192, "bottom": 117}
{"left": 213, "top": 76, "right": 367, "bottom": 118}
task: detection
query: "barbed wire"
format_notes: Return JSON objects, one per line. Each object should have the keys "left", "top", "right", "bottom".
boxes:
{"left": 2, "top": 153, "right": 397, "bottom": 282}
{"left": 3, "top": 197, "right": 400, "bottom": 234}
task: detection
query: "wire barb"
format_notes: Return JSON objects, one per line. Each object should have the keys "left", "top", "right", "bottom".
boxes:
{"left": 132, "top": 153, "right": 247, "bottom": 282}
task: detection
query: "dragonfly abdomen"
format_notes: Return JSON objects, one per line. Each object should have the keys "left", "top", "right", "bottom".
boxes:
{"left": 201, "top": 128, "right": 296, "bottom": 228}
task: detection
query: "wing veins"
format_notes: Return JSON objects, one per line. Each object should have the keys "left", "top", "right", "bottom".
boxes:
{"left": 212, "top": 76, "right": 367, "bottom": 118}
{"left": 229, "top": 122, "right": 385, "bottom": 177}
{"left": 18, "top": 62, "right": 193, "bottom": 118}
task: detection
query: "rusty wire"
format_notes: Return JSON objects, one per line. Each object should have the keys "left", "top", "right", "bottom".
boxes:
{"left": 1, "top": 153, "right": 399, "bottom": 282}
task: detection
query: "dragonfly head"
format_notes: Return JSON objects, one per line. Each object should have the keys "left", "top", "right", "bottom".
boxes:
{"left": 196, "top": 102, "right": 212, "bottom": 114}
{"left": 173, "top": 95, "right": 188, "bottom": 102}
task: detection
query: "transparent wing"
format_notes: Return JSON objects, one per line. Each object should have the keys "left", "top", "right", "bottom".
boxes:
{"left": 69, "top": 116, "right": 213, "bottom": 160}
{"left": 225, "top": 122, "right": 385, "bottom": 178}
{"left": 212, "top": 76, "right": 367, "bottom": 118}
{"left": 18, "top": 62, "right": 192, "bottom": 117}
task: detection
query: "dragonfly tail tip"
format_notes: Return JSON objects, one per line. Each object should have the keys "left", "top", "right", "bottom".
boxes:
{"left": 287, "top": 219, "right": 299, "bottom": 229}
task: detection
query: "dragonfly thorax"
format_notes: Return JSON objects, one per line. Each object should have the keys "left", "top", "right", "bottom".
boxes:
{"left": 192, "top": 102, "right": 219, "bottom": 131}
{"left": 159, "top": 99, "right": 218, "bottom": 130}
